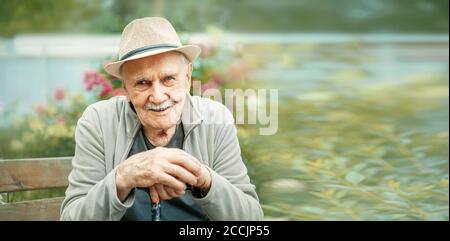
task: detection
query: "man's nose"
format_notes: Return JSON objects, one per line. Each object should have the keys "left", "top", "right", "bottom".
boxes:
{"left": 149, "top": 81, "right": 168, "bottom": 104}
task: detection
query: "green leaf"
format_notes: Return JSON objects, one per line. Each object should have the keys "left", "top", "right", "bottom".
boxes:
{"left": 325, "top": 184, "right": 353, "bottom": 190}
{"left": 383, "top": 200, "right": 409, "bottom": 208}
{"left": 345, "top": 171, "right": 365, "bottom": 185}
{"left": 382, "top": 192, "right": 401, "bottom": 200}
{"left": 300, "top": 206, "right": 326, "bottom": 214}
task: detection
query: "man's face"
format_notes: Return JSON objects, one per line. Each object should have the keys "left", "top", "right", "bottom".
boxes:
{"left": 122, "top": 51, "right": 192, "bottom": 131}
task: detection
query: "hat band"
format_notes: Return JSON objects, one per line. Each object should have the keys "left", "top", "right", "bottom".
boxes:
{"left": 120, "top": 43, "right": 179, "bottom": 61}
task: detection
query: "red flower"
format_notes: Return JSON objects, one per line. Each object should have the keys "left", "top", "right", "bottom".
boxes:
{"left": 99, "top": 82, "right": 113, "bottom": 97}
{"left": 54, "top": 88, "right": 65, "bottom": 101}
{"left": 112, "top": 88, "right": 126, "bottom": 96}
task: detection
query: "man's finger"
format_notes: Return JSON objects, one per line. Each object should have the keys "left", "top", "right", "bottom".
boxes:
{"left": 165, "top": 186, "right": 182, "bottom": 198}
{"left": 163, "top": 163, "right": 198, "bottom": 186}
{"left": 175, "top": 148, "right": 201, "bottom": 163}
{"left": 149, "top": 186, "right": 159, "bottom": 203}
{"left": 156, "top": 173, "right": 186, "bottom": 192}
{"left": 155, "top": 184, "right": 170, "bottom": 200}
{"left": 167, "top": 151, "right": 202, "bottom": 177}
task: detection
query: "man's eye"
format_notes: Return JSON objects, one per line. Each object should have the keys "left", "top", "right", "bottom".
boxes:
{"left": 137, "top": 80, "right": 148, "bottom": 85}
{"left": 164, "top": 76, "right": 175, "bottom": 82}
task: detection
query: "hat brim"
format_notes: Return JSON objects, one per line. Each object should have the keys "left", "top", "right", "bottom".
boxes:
{"left": 104, "top": 45, "right": 201, "bottom": 79}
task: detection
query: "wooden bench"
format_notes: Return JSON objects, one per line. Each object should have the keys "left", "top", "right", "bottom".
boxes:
{"left": 0, "top": 157, "right": 73, "bottom": 221}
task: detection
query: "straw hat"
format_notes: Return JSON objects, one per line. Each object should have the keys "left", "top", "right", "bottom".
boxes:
{"left": 104, "top": 17, "right": 201, "bottom": 79}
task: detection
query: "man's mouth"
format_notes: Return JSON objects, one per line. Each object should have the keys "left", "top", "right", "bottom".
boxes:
{"left": 144, "top": 101, "right": 176, "bottom": 113}
{"left": 150, "top": 105, "right": 171, "bottom": 112}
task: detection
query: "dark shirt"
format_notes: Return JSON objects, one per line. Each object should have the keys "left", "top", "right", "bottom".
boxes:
{"left": 120, "top": 124, "right": 209, "bottom": 221}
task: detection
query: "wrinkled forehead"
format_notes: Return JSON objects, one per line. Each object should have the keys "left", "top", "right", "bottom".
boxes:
{"left": 121, "top": 51, "right": 188, "bottom": 79}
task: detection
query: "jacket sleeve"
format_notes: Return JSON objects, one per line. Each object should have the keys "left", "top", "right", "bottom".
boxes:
{"left": 192, "top": 106, "right": 264, "bottom": 221}
{"left": 60, "top": 106, "right": 135, "bottom": 221}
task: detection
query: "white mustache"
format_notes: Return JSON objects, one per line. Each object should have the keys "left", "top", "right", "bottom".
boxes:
{"left": 144, "top": 100, "right": 176, "bottom": 111}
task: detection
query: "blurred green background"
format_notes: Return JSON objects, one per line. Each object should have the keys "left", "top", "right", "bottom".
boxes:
{"left": 0, "top": 0, "right": 448, "bottom": 220}
{"left": 0, "top": 0, "right": 448, "bottom": 35}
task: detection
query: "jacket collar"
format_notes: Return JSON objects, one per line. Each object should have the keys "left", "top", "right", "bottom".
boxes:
{"left": 125, "top": 93, "right": 203, "bottom": 139}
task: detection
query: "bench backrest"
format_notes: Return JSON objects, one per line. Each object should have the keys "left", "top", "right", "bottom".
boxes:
{"left": 0, "top": 157, "right": 73, "bottom": 221}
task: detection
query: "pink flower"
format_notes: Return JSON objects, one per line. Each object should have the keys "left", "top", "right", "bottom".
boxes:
{"left": 228, "top": 61, "right": 248, "bottom": 80}
{"left": 210, "top": 73, "right": 224, "bottom": 85}
{"left": 35, "top": 105, "right": 46, "bottom": 114}
{"left": 201, "top": 80, "right": 219, "bottom": 92}
{"left": 83, "top": 71, "right": 95, "bottom": 91}
{"left": 56, "top": 116, "right": 65, "bottom": 124}
{"left": 94, "top": 74, "right": 105, "bottom": 85}
{"left": 54, "top": 88, "right": 65, "bottom": 101}
{"left": 83, "top": 71, "right": 107, "bottom": 91}
{"left": 99, "top": 82, "right": 113, "bottom": 97}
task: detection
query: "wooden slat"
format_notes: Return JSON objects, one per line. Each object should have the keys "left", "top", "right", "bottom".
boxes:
{"left": 0, "top": 157, "right": 73, "bottom": 193}
{"left": 0, "top": 197, "right": 64, "bottom": 221}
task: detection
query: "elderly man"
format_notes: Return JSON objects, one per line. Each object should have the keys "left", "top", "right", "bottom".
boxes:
{"left": 60, "top": 17, "right": 263, "bottom": 221}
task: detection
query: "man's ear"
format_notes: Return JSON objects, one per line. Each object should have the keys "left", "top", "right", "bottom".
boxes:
{"left": 122, "top": 81, "right": 131, "bottom": 102}
{"left": 186, "top": 62, "right": 193, "bottom": 88}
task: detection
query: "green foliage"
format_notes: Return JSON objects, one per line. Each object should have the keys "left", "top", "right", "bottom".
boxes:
{"left": 0, "top": 0, "right": 448, "bottom": 36}
{"left": 0, "top": 0, "right": 102, "bottom": 36}
{"left": 0, "top": 93, "right": 89, "bottom": 159}
{"left": 236, "top": 42, "right": 449, "bottom": 220}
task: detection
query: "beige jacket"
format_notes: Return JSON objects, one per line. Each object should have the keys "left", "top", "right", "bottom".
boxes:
{"left": 60, "top": 94, "right": 263, "bottom": 220}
